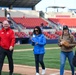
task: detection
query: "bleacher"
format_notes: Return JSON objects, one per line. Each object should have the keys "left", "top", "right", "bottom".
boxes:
{"left": 12, "top": 17, "right": 48, "bottom": 28}
{"left": 0, "top": 17, "right": 6, "bottom": 22}
{"left": 43, "top": 30, "right": 62, "bottom": 39}
{"left": 0, "top": 0, "right": 76, "bottom": 44}
{"left": 15, "top": 32, "right": 29, "bottom": 38}
{"left": 48, "top": 18, "right": 76, "bottom": 28}
{"left": 1, "top": 9, "right": 76, "bottom": 41}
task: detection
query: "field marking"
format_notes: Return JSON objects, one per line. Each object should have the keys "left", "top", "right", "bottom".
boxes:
{"left": 50, "top": 72, "right": 65, "bottom": 75}
{"left": 14, "top": 47, "right": 60, "bottom": 52}
{"left": 50, "top": 72, "right": 60, "bottom": 75}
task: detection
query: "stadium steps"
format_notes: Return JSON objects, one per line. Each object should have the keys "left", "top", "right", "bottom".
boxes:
{"left": 46, "top": 18, "right": 60, "bottom": 30}
{"left": 41, "top": 17, "right": 60, "bottom": 30}
{"left": 10, "top": 18, "right": 25, "bottom": 31}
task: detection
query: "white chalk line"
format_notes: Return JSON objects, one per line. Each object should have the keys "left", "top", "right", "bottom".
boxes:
{"left": 49, "top": 72, "right": 65, "bottom": 75}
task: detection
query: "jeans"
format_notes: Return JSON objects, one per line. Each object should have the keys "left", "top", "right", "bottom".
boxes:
{"left": 60, "top": 51, "right": 74, "bottom": 75}
{"left": 34, "top": 54, "right": 45, "bottom": 73}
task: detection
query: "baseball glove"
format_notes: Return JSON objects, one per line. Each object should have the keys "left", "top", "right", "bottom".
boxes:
{"left": 62, "top": 41, "right": 70, "bottom": 47}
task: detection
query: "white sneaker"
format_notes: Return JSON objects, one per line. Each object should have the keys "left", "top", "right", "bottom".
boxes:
{"left": 36, "top": 73, "right": 39, "bottom": 75}
{"left": 41, "top": 69, "right": 46, "bottom": 75}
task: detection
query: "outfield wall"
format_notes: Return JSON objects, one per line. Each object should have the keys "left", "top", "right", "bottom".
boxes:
{"left": 46, "top": 39, "right": 58, "bottom": 44}
{"left": 15, "top": 38, "right": 58, "bottom": 44}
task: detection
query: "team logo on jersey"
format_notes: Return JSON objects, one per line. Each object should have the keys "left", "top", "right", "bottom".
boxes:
{"left": 1, "top": 32, "right": 4, "bottom": 34}
{"left": 7, "top": 32, "right": 9, "bottom": 34}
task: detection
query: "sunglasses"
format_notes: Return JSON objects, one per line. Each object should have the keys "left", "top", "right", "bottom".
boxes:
{"left": 34, "top": 30, "right": 39, "bottom": 32}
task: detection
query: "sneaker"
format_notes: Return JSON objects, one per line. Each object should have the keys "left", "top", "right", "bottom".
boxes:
{"left": 74, "top": 71, "right": 76, "bottom": 75}
{"left": 36, "top": 73, "right": 39, "bottom": 75}
{"left": 41, "top": 69, "right": 45, "bottom": 75}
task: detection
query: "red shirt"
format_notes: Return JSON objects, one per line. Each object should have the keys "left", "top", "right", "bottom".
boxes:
{"left": 0, "top": 27, "right": 15, "bottom": 50}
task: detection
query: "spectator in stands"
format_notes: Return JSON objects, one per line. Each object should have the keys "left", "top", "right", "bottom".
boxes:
{"left": 31, "top": 26, "right": 46, "bottom": 75}
{"left": 7, "top": 13, "right": 11, "bottom": 19}
{"left": 0, "top": 20, "right": 15, "bottom": 75}
{"left": 40, "top": 23, "right": 44, "bottom": 32}
{"left": 39, "top": 11, "right": 44, "bottom": 18}
{"left": 49, "top": 25, "right": 52, "bottom": 29}
{"left": 58, "top": 25, "right": 76, "bottom": 75}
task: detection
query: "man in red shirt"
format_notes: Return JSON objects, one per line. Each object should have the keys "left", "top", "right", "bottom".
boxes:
{"left": 0, "top": 20, "right": 15, "bottom": 75}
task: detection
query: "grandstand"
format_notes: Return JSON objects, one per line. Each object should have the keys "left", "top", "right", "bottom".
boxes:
{"left": 48, "top": 18, "right": 76, "bottom": 28}
{"left": 0, "top": 0, "right": 76, "bottom": 44}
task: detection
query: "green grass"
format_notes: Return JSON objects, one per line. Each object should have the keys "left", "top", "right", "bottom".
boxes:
{"left": 4, "top": 44, "right": 76, "bottom": 70}
{"left": 14, "top": 44, "right": 58, "bottom": 50}
{"left": 14, "top": 44, "right": 33, "bottom": 50}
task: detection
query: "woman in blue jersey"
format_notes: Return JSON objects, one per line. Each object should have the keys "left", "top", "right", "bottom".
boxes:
{"left": 31, "top": 26, "right": 46, "bottom": 75}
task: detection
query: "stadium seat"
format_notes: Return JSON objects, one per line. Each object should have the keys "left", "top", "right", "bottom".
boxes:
{"left": 48, "top": 18, "right": 76, "bottom": 28}
{"left": 13, "top": 17, "right": 48, "bottom": 28}
{"left": 0, "top": 17, "right": 6, "bottom": 22}
{"left": 15, "top": 32, "right": 28, "bottom": 38}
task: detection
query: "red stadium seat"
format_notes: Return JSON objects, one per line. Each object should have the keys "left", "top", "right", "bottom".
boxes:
{"left": 48, "top": 18, "right": 76, "bottom": 28}
{"left": 15, "top": 32, "right": 28, "bottom": 38}
{"left": 0, "top": 17, "right": 7, "bottom": 22}
{"left": 13, "top": 17, "right": 48, "bottom": 28}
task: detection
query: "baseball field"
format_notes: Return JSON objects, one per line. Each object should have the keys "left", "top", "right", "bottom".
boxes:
{"left": 2, "top": 44, "right": 76, "bottom": 75}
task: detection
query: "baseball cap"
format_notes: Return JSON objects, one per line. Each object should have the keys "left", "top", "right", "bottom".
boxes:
{"left": 63, "top": 25, "right": 68, "bottom": 30}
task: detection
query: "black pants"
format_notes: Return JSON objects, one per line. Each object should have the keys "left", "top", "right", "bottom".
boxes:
{"left": 0, "top": 47, "right": 13, "bottom": 75}
{"left": 34, "top": 54, "right": 45, "bottom": 73}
